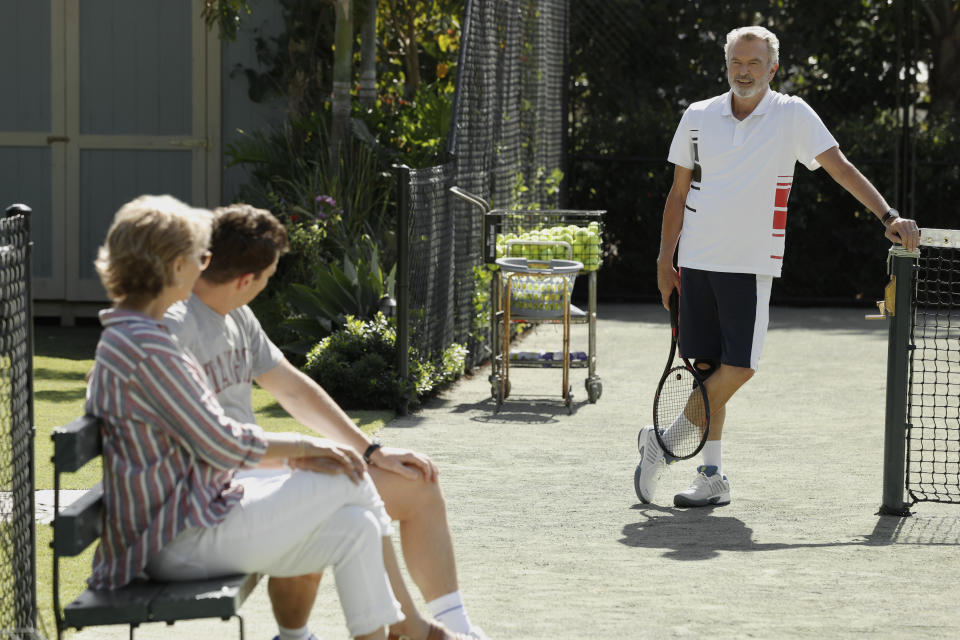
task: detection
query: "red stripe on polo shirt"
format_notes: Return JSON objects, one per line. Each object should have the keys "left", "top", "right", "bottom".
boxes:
{"left": 775, "top": 186, "right": 791, "bottom": 208}
{"left": 772, "top": 210, "right": 788, "bottom": 230}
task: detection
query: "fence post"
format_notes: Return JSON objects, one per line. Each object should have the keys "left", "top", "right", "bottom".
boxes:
{"left": 4, "top": 203, "right": 36, "bottom": 631}
{"left": 880, "top": 246, "right": 916, "bottom": 516}
{"left": 394, "top": 166, "right": 411, "bottom": 415}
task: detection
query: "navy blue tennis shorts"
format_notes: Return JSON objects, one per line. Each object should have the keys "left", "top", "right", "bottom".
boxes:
{"left": 678, "top": 268, "right": 774, "bottom": 371}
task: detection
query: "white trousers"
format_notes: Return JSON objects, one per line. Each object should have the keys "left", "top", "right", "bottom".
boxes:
{"left": 145, "top": 469, "right": 404, "bottom": 637}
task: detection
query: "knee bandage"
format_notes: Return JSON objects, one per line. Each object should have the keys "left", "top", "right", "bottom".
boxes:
{"left": 693, "top": 358, "right": 719, "bottom": 380}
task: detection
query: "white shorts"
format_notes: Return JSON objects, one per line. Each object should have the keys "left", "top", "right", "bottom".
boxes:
{"left": 146, "top": 470, "right": 403, "bottom": 637}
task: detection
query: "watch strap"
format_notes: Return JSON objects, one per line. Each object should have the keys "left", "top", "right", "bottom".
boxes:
{"left": 363, "top": 441, "right": 382, "bottom": 463}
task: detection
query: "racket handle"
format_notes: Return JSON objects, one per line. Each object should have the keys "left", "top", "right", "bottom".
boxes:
{"left": 669, "top": 289, "right": 680, "bottom": 329}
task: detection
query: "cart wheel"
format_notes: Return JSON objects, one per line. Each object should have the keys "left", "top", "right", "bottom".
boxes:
{"left": 489, "top": 375, "right": 501, "bottom": 401}
{"left": 586, "top": 378, "right": 603, "bottom": 403}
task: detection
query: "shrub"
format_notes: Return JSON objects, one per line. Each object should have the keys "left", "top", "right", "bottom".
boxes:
{"left": 280, "top": 235, "right": 396, "bottom": 356}
{"left": 303, "top": 313, "right": 466, "bottom": 411}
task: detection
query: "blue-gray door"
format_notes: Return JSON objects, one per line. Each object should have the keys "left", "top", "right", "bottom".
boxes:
{"left": 0, "top": 0, "right": 220, "bottom": 305}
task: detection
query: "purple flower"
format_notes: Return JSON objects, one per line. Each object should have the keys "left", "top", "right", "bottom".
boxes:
{"left": 316, "top": 195, "right": 337, "bottom": 207}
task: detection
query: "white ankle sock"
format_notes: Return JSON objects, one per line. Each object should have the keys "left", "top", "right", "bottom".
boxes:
{"left": 426, "top": 590, "right": 473, "bottom": 634}
{"left": 277, "top": 623, "right": 312, "bottom": 640}
{"left": 702, "top": 440, "right": 722, "bottom": 474}
{"left": 662, "top": 414, "right": 695, "bottom": 450}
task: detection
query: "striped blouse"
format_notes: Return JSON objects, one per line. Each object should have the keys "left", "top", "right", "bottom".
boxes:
{"left": 85, "top": 308, "right": 268, "bottom": 590}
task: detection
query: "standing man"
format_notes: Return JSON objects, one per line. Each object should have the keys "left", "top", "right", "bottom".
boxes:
{"left": 163, "top": 204, "right": 486, "bottom": 640}
{"left": 635, "top": 25, "right": 921, "bottom": 508}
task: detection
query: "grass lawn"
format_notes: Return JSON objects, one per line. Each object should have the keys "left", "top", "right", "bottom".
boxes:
{"left": 32, "top": 322, "right": 393, "bottom": 638}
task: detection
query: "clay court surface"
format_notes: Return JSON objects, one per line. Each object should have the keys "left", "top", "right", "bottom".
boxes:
{"left": 70, "top": 304, "right": 960, "bottom": 639}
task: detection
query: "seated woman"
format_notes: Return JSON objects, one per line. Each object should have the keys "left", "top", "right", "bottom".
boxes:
{"left": 86, "top": 194, "right": 403, "bottom": 640}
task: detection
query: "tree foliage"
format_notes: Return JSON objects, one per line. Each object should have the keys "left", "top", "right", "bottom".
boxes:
{"left": 206, "top": 0, "right": 460, "bottom": 120}
{"left": 202, "top": 0, "right": 253, "bottom": 41}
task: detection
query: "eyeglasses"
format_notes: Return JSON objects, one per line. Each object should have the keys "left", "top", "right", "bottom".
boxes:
{"left": 197, "top": 251, "right": 212, "bottom": 269}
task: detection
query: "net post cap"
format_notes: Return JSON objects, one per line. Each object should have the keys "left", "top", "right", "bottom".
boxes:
{"left": 888, "top": 246, "right": 919, "bottom": 259}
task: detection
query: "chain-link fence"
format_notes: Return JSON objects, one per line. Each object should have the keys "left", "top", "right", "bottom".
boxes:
{"left": 0, "top": 206, "right": 37, "bottom": 638}
{"left": 399, "top": 0, "right": 568, "bottom": 373}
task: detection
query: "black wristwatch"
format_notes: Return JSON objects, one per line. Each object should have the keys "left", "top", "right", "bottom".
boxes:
{"left": 363, "top": 441, "right": 382, "bottom": 463}
{"left": 881, "top": 208, "right": 900, "bottom": 226}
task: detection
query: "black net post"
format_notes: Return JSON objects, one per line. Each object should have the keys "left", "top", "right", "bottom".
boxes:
{"left": 1, "top": 203, "right": 36, "bottom": 636}
{"left": 394, "top": 165, "right": 411, "bottom": 416}
{"left": 880, "top": 247, "right": 917, "bottom": 516}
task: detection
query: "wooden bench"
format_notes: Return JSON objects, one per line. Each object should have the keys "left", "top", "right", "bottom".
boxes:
{"left": 51, "top": 414, "right": 262, "bottom": 640}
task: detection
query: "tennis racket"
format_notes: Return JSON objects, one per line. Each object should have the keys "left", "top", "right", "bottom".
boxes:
{"left": 651, "top": 289, "right": 710, "bottom": 459}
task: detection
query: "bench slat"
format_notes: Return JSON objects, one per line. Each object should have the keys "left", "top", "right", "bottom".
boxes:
{"left": 150, "top": 573, "right": 262, "bottom": 622}
{"left": 52, "top": 414, "right": 102, "bottom": 473}
{"left": 62, "top": 574, "right": 261, "bottom": 629}
{"left": 63, "top": 580, "right": 161, "bottom": 628}
{"left": 52, "top": 483, "right": 103, "bottom": 556}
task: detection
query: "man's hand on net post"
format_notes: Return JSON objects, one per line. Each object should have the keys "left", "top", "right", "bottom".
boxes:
{"left": 886, "top": 217, "right": 921, "bottom": 252}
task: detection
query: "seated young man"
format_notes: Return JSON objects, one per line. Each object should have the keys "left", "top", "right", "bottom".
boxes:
{"left": 163, "top": 204, "right": 487, "bottom": 640}
{"left": 89, "top": 194, "right": 404, "bottom": 640}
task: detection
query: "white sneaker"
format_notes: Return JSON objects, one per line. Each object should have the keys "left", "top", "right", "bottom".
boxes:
{"left": 634, "top": 425, "right": 668, "bottom": 503}
{"left": 673, "top": 465, "right": 731, "bottom": 507}
{"left": 467, "top": 627, "right": 490, "bottom": 640}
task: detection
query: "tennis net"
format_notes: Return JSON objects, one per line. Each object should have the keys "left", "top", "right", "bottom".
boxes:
{"left": 899, "top": 229, "right": 960, "bottom": 505}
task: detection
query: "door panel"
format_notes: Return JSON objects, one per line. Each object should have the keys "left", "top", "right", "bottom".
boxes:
{"left": 78, "top": 0, "right": 192, "bottom": 136}
{"left": 0, "top": 1, "right": 52, "bottom": 132}
{"left": 76, "top": 149, "right": 192, "bottom": 286}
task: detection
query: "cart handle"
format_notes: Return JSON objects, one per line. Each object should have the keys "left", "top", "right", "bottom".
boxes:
{"left": 449, "top": 186, "right": 490, "bottom": 213}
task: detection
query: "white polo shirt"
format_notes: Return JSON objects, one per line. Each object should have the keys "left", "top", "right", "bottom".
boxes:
{"left": 668, "top": 89, "right": 838, "bottom": 277}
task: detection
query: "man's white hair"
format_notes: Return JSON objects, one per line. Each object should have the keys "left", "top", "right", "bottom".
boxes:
{"left": 725, "top": 26, "right": 780, "bottom": 68}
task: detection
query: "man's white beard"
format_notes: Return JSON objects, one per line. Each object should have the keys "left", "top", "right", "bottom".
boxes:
{"left": 729, "top": 77, "right": 765, "bottom": 99}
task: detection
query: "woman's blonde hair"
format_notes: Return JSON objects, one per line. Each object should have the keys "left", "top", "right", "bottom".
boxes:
{"left": 95, "top": 195, "right": 212, "bottom": 305}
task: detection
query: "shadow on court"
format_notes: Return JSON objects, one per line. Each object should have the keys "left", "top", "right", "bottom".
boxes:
{"left": 619, "top": 506, "right": 960, "bottom": 561}
{"left": 868, "top": 512, "right": 960, "bottom": 545}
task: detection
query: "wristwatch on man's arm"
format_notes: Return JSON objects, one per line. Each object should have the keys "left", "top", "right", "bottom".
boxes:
{"left": 880, "top": 208, "right": 900, "bottom": 226}
{"left": 363, "top": 440, "right": 382, "bottom": 463}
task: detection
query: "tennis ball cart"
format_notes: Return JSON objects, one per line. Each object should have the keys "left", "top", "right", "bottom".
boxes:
{"left": 450, "top": 186, "right": 605, "bottom": 412}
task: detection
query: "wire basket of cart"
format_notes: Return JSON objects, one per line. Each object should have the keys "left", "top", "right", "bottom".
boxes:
{"left": 450, "top": 187, "right": 605, "bottom": 411}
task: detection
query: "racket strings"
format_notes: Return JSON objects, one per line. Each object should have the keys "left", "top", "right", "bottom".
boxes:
{"left": 655, "top": 366, "right": 708, "bottom": 458}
